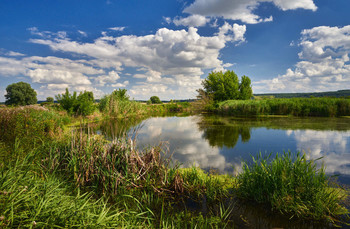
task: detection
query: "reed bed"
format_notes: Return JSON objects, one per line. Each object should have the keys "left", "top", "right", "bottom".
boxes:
{"left": 236, "top": 152, "right": 349, "bottom": 222}
{"left": 218, "top": 97, "right": 350, "bottom": 117}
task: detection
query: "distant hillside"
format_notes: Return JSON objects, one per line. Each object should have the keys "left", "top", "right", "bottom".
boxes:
{"left": 254, "top": 90, "right": 350, "bottom": 98}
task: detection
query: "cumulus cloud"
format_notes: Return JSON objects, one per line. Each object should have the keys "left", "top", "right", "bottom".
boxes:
{"left": 183, "top": 0, "right": 316, "bottom": 24}
{"left": 173, "top": 14, "right": 210, "bottom": 27}
{"left": 25, "top": 25, "right": 245, "bottom": 99}
{"left": 254, "top": 25, "right": 350, "bottom": 93}
{"left": 94, "top": 70, "right": 120, "bottom": 86}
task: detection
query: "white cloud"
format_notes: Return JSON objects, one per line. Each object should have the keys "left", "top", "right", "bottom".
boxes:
{"left": 173, "top": 15, "right": 210, "bottom": 27}
{"left": 94, "top": 70, "right": 120, "bottom": 86}
{"left": 111, "top": 80, "right": 129, "bottom": 88}
{"left": 109, "top": 26, "right": 126, "bottom": 31}
{"left": 254, "top": 25, "right": 350, "bottom": 93}
{"left": 183, "top": 0, "right": 316, "bottom": 24}
{"left": 26, "top": 25, "right": 245, "bottom": 99}
{"left": 78, "top": 30, "right": 87, "bottom": 37}
{"left": 6, "top": 51, "right": 25, "bottom": 57}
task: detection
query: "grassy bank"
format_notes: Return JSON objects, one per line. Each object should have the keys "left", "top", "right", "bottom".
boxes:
{"left": 218, "top": 97, "right": 350, "bottom": 117}
{"left": 0, "top": 106, "right": 349, "bottom": 227}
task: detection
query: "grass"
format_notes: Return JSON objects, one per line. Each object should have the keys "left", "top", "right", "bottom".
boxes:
{"left": 218, "top": 97, "right": 350, "bottom": 117}
{"left": 0, "top": 106, "right": 349, "bottom": 227}
{"left": 236, "top": 152, "right": 349, "bottom": 222}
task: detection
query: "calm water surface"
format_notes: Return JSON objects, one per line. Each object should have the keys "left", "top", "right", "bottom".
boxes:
{"left": 94, "top": 114, "right": 350, "bottom": 228}
{"left": 96, "top": 114, "right": 350, "bottom": 185}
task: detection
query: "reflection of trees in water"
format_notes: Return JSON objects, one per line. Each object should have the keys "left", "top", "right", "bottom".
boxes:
{"left": 197, "top": 117, "right": 251, "bottom": 148}
{"left": 93, "top": 117, "right": 146, "bottom": 139}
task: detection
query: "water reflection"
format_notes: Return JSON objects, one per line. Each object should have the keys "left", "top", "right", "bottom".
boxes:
{"left": 94, "top": 115, "right": 350, "bottom": 184}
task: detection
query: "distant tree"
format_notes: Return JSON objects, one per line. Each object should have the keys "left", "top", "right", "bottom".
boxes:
{"left": 150, "top": 96, "right": 162, "bottom": 104}
{"left": 112, "top": 89, "right": 129, "bottom": 101}
{"left": 56, "top": 89, "right": 95, "bottom": 116}
{"left": 55, "top": 88, "right": 77, "bottom": 113}
{"left": 46, "top": 97, "right": 54, "bottom": 103}
{"left": 202, "top": 70, "right": 239, "bottom": 102}
{"left": 201, "top": 70, "right": 253, "bottom": 102}
{"left": 5, "top": 82, "right": 37, "bottom": 106}
{"left": 76, "top": 91, "right": 95, "bottom": 116}
{"left": 239, "top": 75, "right": 253, "bottom": 100}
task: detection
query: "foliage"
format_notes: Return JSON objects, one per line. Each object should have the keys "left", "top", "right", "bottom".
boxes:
{"left": 0, "top": 106, "right": 69, "bottom": 153}
{"left": 0, "top": 158, "right": 123, "bottom": 228}
{"left": 99, "top": 89, "right": 146, "bottom": 118}
{"left": 46, "top": 97, "right": 54, "bottom": 103}
{"left": 201, "top": 70, "right": 253, "bottom": 103}
{"left": 255, "top": 89, "right": 350, "bottom": 99}
{"left": 202, "top": 71, "right": 240, "bottom": 102}
{"left": 239, "top": 75, "right": 253, "bottom": 100}
{"left": 76, "top": 91, "right": 95, "bottom": 116}
{"left": 218, "top": 97, "right": 350, "bottom": 117}
{"left": 236, "top": 152, "right": 349, "bottom": 221}
{"left": 55, "top": 88, "right": 95, "bottom": 116}
{"left": 5, "top": 82, "right": 37, "bottom": 106}
{"left": 150, "top": 96, "right": 162, "bottom": 104}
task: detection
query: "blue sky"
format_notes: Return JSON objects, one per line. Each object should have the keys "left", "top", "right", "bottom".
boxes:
{"left": 1, "top": 0, "right": 350, "bottom": 101}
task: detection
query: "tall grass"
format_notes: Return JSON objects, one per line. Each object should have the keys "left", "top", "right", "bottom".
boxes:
{"left": 218, "top": 97, "right": 350, "bottom": 117}
{"left": 0, "top": 106, "right": 70, "bottom": 155}
{"left": 0, "top": 155, "right": 125, "bottom": 228}
{"left": 236, "top": 152, "right": 349, "bottom": 222}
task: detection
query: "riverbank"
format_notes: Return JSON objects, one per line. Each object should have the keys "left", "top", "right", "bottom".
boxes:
{"left": 217, "top": 97, "right": 350, "bottom": 117}
{"left": 0, "top": 106, "right": 349, "bottom": 227}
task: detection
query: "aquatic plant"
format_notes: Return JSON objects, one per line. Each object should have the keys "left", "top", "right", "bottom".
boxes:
{"left": 218, "top": 97, "right": 350, "bottom": 117}
{"left": 236, "top": 152, "right": 349, "bottom": 222}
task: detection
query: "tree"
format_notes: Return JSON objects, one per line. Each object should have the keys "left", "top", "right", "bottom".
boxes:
{"left": 76, "top": 91, "right": 95, "bottom": 116}
{"left": 46, "top": 97, "right": 54, "bottom": 103}
{"left": 55, "top": 88, "right": 77, "bottom": 113}
{"left": 150, "top": 96, "right": 162, "bottom": 104}
{"left": 201, "top": 70, "right": 253, "bottom": 102}
{"left": 239, "top": 75, "right": 253, "bottom": 100}
{"left": 5, "top": 82, "right": 37, "bottom": 106}
{"left": 202, "top": 71, "right": 239, "bottom": 102}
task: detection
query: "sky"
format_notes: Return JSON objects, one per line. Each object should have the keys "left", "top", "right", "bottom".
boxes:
{"left": 0, "top": 0, "right": 350, "bottom": 101}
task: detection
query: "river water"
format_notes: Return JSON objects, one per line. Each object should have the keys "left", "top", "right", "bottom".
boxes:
{"left": 95, "top": 114, "right": 350, "bottom": 186}
{"left": 92, "top": 114, "right": 350, "bottom": 228}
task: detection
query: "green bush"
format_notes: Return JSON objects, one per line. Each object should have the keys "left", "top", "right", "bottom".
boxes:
{"left": 55, "top": 89, "right": 95, "bottom": 116}
{"left": 5, "top": 82, "right": 37, "bottom": 106}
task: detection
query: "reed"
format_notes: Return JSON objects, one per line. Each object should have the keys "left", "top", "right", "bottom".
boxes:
{"left": 236, "top": 152, "right": 349, "bottom": 222}
{"left": 218, "top": 97, "right": 350, "bottom": 117}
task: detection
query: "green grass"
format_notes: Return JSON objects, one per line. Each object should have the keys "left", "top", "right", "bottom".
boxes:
{"left": 218, "top": 97, "right": 350, "bottom": 117}
{"left": 236, "top": 152, "right": 349, "bottom": 222}
{"left": 1, "top": 107, "right": 349, "bottom": 227}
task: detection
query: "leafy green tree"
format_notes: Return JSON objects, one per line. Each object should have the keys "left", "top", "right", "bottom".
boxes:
{"left": 239, "top": 75, "right": 253, "bottom": 100}
{"left": 202, "top": 71, "right": 239, "bottom": 102}
{"left": 56, "top": 89, "right": 95, "bottom": 116}
{"left": 202, "top": 70, "right": 253, "bottom": 102}
{"left": 112, "top": 89, "right": 129, "bottom": 101}
{"left": 76, "top": 91, "right": 95, "bottom": 116}
{"left": 150, "top": 96, "right": 162, "bottom": 104}
{"left": 46, "top": 97, "right": 54, "bottom": 103}
{"left": 55, "top": 88, "right": 77, "bottom": 113}
{"left": 5, "top": 82, "right": 37, "bottom": 106}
